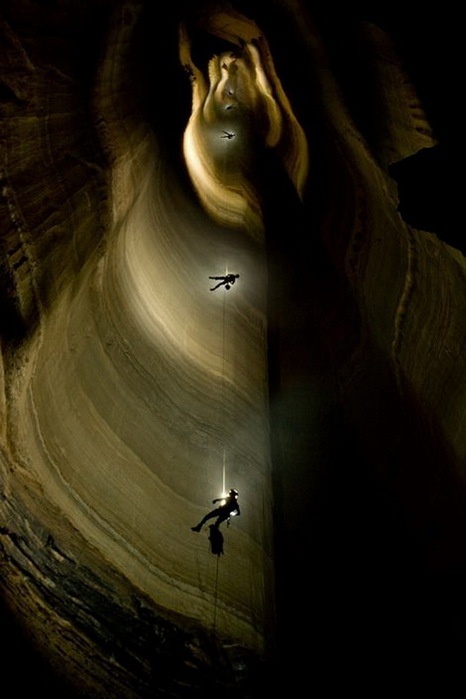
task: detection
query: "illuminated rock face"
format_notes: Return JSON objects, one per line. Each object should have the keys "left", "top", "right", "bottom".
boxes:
{"left": 1, "top": 1, "right": 465, "bottom": 696}
{"left": 1, "top": 2, "right": 275, "bottom": 695}
{"left": 179, "top": 7, "right": 308, "bottom": 238}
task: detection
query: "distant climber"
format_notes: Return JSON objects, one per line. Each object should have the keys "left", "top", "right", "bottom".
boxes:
{"left": 191, "top": 489, "right": 241, "bottom": 532}
{"left": 209, "top": 273, "right": 239, "bottom": 291}
{"left": 221, "top": 130, "right": 235, "bottom": 139}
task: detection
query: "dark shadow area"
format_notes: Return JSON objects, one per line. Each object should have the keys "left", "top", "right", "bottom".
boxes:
{"left": 259, "top": 55, "right": 466, "bottom": 691}
{"left": 265, "top": 193, "right": 466, "bottom": 693}
{"left": 0, "top": 596, "right": 82, "bottom": 698}
{"left": 325, "top": 8, "right": 459, "bottom": 252}
{"left": 390, "top": 145, "right": 461, "bottom": 251}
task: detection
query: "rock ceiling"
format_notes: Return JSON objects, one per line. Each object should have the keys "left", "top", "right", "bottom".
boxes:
{"left": 0, "top": 1, "right": 464, "bottom": 696}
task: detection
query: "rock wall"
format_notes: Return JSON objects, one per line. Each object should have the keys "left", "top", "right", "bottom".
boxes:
{"left": 1, "top": 1, "right": 464, "bottom": 696}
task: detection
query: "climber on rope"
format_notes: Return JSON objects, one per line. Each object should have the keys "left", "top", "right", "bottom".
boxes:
{"left": 209, "top": 273, "right": 239, "bottom": 291}
{"left": 221, "top": 130, "right": 235, "bottom": 139}
{"left": 191, "top": 488, "right": 241, "bottom": 532}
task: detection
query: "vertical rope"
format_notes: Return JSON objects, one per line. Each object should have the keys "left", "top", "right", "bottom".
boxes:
{"left": 212, "top": 554, "right": 220, "bottom": 634}
{"left": 221, "top": 278, "right": 227, "bottom": 494}
{"left": 210, "top": 127, "right": 233, "bottom": 635}
{"left": 211, "top": 271, "right": 227, "bottom": 633}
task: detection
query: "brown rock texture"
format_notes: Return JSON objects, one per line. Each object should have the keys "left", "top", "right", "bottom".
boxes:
{"left": 0, "top": 1, "right": 463, "bottom": 697}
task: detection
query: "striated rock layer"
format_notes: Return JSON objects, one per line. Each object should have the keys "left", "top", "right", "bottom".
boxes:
{"left": 1, "top": 0, "right": 465, "bottom": 696}
{"left": 1, "top": 1, "right": 275, "bottom": 695}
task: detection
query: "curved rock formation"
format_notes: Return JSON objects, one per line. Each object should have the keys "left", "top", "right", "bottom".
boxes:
{"left": 179, "top": 6, "right": 308, "bottom": 238}
{"left": 0, "top": 1, "right": 463, "bottom": 697}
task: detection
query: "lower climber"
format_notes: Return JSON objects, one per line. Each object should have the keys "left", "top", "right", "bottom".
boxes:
{"left": 191, "top": 489, "right": 241, "bottom": 532}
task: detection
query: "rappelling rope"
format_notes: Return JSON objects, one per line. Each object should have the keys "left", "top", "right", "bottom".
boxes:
{"left": 212, "top": 270, "right": 227, "bottom": 630}
{"left": 212, "top": 554, "right": 221, "bottom": 634}
{"left": 211, "top": 118, "right": 234, "bottom": 631}
{"left": 221, "top": 284, "right": 227, "bottom": 495}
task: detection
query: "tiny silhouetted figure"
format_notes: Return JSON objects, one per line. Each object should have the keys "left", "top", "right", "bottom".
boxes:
{"left": 191, "top": 489, "right": 241, "bottom": 532}
{"left": 209, "top": 273, "right": 239, "bottom": 291}
{"left": 221, "top": 130, "right": 235, "bottom": 139}
{"left": 208, "top": 524, "right": 224, "bottom": 556}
